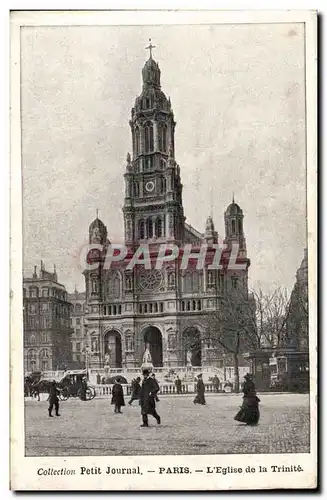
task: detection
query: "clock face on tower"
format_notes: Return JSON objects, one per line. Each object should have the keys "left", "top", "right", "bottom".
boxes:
{"left": 145, "top": 181, "right": 155, "bottom": 193}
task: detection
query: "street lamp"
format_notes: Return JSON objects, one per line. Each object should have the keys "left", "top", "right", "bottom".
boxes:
{"left": 82, "top": 344, "right": 90, "bottom": 381}
{"left": 222, "top": 353, "right": 227, "bottom": 382}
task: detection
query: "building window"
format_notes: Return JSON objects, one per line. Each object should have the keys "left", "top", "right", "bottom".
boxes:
{"left": 30, "top": 317, "right": 36, "bottom": 328}
{"left": 155, "top": 217, "right": 163, "bottom": 237}
{"left": 232, "top": 277, "right": 238, "bottom": 289}
{"left": 42, "top": 288, "right": 48, "bottom": 297}
{"left": 30, "top": 334, "right": 36, "bottom": 344}
{"left": 158, "top": 122, "right": 167, "bottom": 152}
{"left": 76, "top": 318, "right": 81, "bottom": 326}
{"left": 75, "top": 304, "right": 81, "bottom": 313}
{"left": 144, "top": 122, "right": 154, "bottom": 153}
{"left": 135, "top": 126, "right": 140, "bottom": 155}
{"left": 41, "top": 303, "right": 48, "bottom": 311}
{"left": 30, "top": 288, "right": 37, "bottom": 298}
{"left": 42, "top": 332, "right": 47, "bottom": 342}
{"left": 139, "top": 220, "right": 145, "bottom": 239}
{"left": 232, "top": 219, "right": 236, "bottom": 234}
{"left": 160, "top": 302, "right": 164, "bottom": 313}
{"left": 76, "top": 343, "right": 81, "bottom": 352}
{"left": 147, "top": 218, "right": 153, "bottom": 238}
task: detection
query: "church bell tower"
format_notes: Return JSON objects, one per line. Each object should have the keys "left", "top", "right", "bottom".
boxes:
{"left": 123, "top": 40, "right": 185, "bottom": 247}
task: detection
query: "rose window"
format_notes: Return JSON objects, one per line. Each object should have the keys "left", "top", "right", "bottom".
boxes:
{"left": 138, "top": 269, "right": 163, "bottom": 292}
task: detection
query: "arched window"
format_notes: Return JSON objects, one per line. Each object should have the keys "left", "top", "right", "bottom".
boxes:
{"left": 118, "top": 305, "right": 122, "bottom": 314}
{"left": 158, "top": 123, "right": 167, "bottom": 152}
{"left": 182, "top": 301, "right": 185, "bottom": 311}
{"left": 232, "top": 219, "right": 236, "bottom": 234}
{"left": 30, "top": 334, "right": 36, "bottom": 344}
{"left": 147, "top": 218, "right": 153, "bottom": 238}
{"left": 161, "top": 177, "right": 166, "bottom": 193}
{"left": 238, "top": 218, "right": 242, "bottom": 234}
{"left": 113, "top": 305, "right": 117, "bottom": 315}
{"left": 155, "top": 217, "right": 163, "bottom": 237}
{"left": 139, "top": 220, "right": 145, "bottom": 239}
{"left": 160, "top": 158, "right": 166, "bottom": 170}
{"left": 134, "top": 182, "right": 139, "bottom": 198}
{"left": 192, "top": 273, "right": 200, "bottom": 292}
{"left": 113, "top": 274, "right": 120, "bottom": 298}
{"left": 184, "top": 273, "right": 193, "bottom": 293}
{"left": 144, "top": 122, "right": 154, "bottom": 153}
{"left": 135, "top": 126, "right": 140, "bottom": 155}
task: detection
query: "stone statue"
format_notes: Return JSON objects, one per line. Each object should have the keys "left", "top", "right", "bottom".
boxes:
{"left": 104, "top": 352, "right": 111, "bottom": 367}
{"left": 142, "top": 344, "right": 152, "bottom": 365}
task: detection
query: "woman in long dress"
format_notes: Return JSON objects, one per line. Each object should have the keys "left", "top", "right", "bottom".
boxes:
{"left": 193, "top": 374, "right": 206, "bottom": 405}
{"left": 111, "top": 379, "right": 125, "bottom": 414}
{"left": 234, "top": 373, "right": 260, "bottom": 425}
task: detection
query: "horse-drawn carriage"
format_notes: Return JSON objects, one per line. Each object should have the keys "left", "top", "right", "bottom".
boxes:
{"left": 24, "top": 370, "right": 96, "bottom": 401}
{"left": 57, "top": 370, "right": 96, "bottom": 401}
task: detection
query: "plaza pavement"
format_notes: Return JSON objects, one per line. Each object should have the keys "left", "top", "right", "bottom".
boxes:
{"left": 25, "top": 393, "right": 310, "bottom": 456}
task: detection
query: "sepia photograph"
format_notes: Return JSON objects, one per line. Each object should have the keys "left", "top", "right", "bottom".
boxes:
{"left": 10, "top": 9, "right": 317, "bottom": 490}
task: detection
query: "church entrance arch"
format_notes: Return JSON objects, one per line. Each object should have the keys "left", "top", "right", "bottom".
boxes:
{"left": 103, "top": 330, "right": 122, "bottom": 368}
{"left": 143, "top": 326, "right": 163, "bottom": 367}
{"left": 182, "top": 326, "right": 202, "bottom": 367}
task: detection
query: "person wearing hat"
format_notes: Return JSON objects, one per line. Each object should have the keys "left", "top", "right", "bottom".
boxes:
{"left": 128, "top": 377, "right": 141, "bottom": 406}
{"left": 111, "top": 378, "right": 125, "bottom": 414}
{"left": 193, "top": 373, "right": 206, "bottom": 405}
{"left": 80, "top": 376, "right": 87, "bottom": 401}
{"left": 48, "top": 380, "right": 60, "bottom": 417}
{"left": 234, "top": 373, "right": 260, "bottom": 425}
{"left": 139, "top": 369, "right": 161, "bottom": 427}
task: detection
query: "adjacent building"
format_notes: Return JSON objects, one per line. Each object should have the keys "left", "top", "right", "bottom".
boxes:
{"left": 67, "top": 288, "right": 87, "bottom": 368}
{"left": 23, "top": 262, "right": 73, "bottom": 373}
{"left": 83, "top": 49, "right": 251, "bottom": 371}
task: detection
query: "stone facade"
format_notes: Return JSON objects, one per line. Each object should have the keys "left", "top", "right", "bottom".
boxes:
{"left": 83, "top": 52, "right": 251, "bottom": 370}
{"left": 67, "top": 289, "right": 87, "bottom": 368}
{"left": 23, "top": 262, "right": 73, "bottom": 372}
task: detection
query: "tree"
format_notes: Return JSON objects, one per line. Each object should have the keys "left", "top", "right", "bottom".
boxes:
{"left": 204, "top": 287, "right": 258, "bottom": 393}
{"left": 203, "top": 286, "right": 291, "bottom": 392}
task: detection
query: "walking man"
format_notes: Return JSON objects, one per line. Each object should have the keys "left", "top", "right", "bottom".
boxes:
{"left": 175, "top": 375, "right": 182, "bottom": 394}
{"left": 48, "top": 380, "right": 60, "bottom": 417}
{"left": 111, "top": 379, "right": 125, "bottom": 414}
{"left": 139, "top": 369, "right": 161, "bottom": 427}
{"left": 128, "top": 377, "right": 141, "bottom": 406}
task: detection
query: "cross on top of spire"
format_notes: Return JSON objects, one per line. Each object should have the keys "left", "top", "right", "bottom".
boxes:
{"left": 146, "top": 38, "right": 156, "bottom": 59}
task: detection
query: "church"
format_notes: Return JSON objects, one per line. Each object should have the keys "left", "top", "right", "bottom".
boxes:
{"left": 83, "top": 44, "right": 251, "bottom": 371}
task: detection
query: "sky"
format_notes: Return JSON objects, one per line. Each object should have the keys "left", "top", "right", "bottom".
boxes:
{"left": 21, "top": 23, "right": 307, "bottom": 294}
